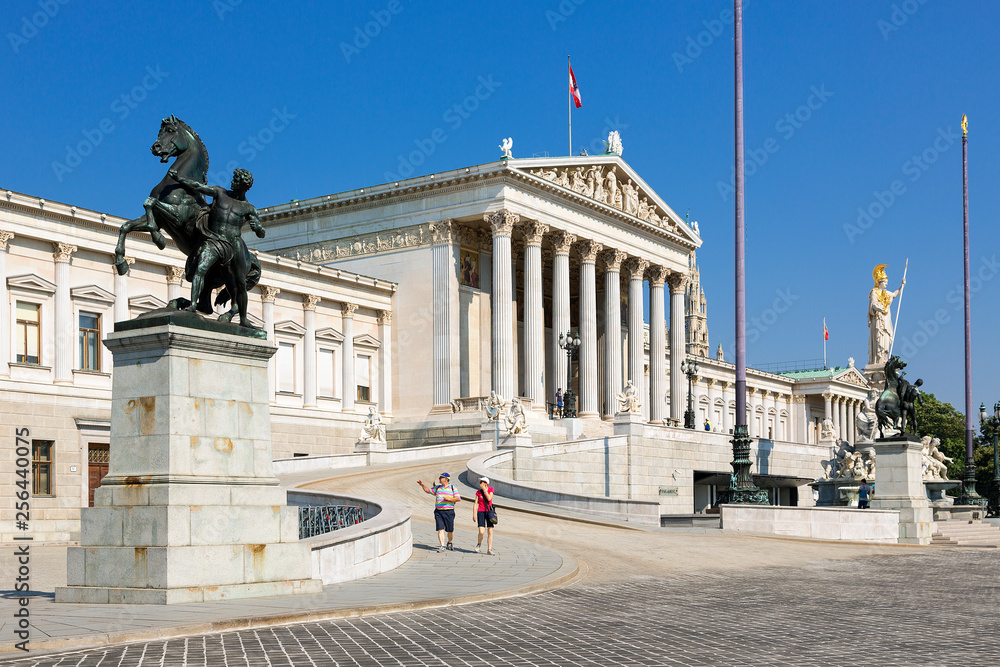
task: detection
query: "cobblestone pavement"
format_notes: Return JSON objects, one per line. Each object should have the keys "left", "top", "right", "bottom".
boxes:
{"left": 5, "top": 548, "right": 998, "bottom": 666}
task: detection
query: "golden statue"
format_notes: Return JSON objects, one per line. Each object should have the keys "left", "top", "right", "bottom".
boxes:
{"left": 868, "top": 263, "right": 905, "bottom": 367}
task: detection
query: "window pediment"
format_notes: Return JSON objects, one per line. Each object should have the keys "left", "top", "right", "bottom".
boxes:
{"left": 128, "top": 294, "right": 167, "bottom": 313}
{"left": 7, "top": 273, "right": 56, "bottom": 295}
{"left": 316, "top": 327, "right": 344, "bottom": 343}
{"left": 71, "top": 284, "right": 116, "bottom": 306}
{"left": 353, "top": 332, "right": 381, "bottom": 349}
{"left": 274, "top": 319, "right": 306, "bottom": 337}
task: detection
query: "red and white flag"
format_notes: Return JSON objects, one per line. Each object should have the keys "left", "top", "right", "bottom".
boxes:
{"left": 569, "top": 64, "right": 582, "bottom": 108}
{"left": 823, "top": 318, "right": 829, "bottom": 341}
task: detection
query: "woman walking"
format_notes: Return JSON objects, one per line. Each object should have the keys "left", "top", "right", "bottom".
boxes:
{"left": 474, "top": 476, "right": 498, "bottom": 555}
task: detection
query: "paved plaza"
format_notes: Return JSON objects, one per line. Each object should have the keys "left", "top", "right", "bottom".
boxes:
{"left": 3, "top": 549, "right": 999, "bottom": 666}
{"left": 3, "top": 461, "right": 999, "bottom": 665}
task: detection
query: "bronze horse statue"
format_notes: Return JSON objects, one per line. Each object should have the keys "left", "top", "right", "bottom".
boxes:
{"left": 112, "top": 116, "right": 260, "bottom": 318}
{"left": 875, "top": 355, "right": 906, "bottom": 438}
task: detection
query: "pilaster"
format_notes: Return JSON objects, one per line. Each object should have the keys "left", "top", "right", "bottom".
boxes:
{"left": 53, "top": 242, "right": 77, "bottom": 384}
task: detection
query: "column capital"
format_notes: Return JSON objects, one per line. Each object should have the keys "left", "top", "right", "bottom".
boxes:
{"left": 792, "top": 394, "right": 808, "bottom": 403}
{"left": 551, "top": 230, "right": 577, "bottom": 255}
{"left": 521, "top": 221, "right": 549, "bottom": 246}
{"left": 0, "top": 230, "right": 14, "bottom": 251}
{"left": 577, "top": 239, "right": 603, "bottom": 264}
{"left": 822, "top": 392, "right": 834, "bottom": 401}
{"left": 666, "top": 271, "right": 690, "bottom": 294}
{"left": 165, "top": 266, "right": 184, "bottom": 285}
{"left": 429, "top": 219, "right": 454, "bottom": 244}
{"left": 53, "top": 242, "right": 77, "bottom": 263}
{"left": 377, "top": 309, "right": 393, "bottom": 325}
{"left": 260, "top": 285, "right": 280, "bottom": 303}
{"left": 601, "top": 248, "right": 628, "bottom": 272}
{"left": 647, "top": 265, "right": 670, "bottom": 286}
{"left": 342, "top": 302, "right": 359, "bottom": 318}
{"left": 111, "top": 256, "right": 136, "bottom": 274}
{"left": 303, "top": 294, "right": 320, "bottom": 311}
{"left": 485, "top": 210, "right": 519, "bottom": 236}
{"left": 623, "top": 257, "right": 650, "bottom": 281}
{"left": 720, "top": 380, "right": 732, "bottom": 390}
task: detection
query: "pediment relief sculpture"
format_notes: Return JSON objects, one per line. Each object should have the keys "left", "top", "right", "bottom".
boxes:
{"left": 526, "top": 165, "right": 678, "bottom": 232}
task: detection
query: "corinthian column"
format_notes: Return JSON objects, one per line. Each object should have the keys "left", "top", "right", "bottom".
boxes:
{"left": 667, "top": 272, "right": 689, "bottom": 422}
{"left": 487, "top": 210, "right": 519, "bottom": 401}
{"left": 624, "top": 258, "right": 649, "bottom": 410}
{"left": 342, "top": 303, "right": 358, "bottom": 412}
{"left": 378, "top": 310, "right": 393, "bottom": 416}
{"left": 302, "top": 294, "right": 319, "bottom": 407}
{"left": 602, "top": 249, "right": 627, "bottom": 419}
{"left": 53, "top": 243, "right": 77, "bottom": 384}
{"left": 551, "top": 230, "right": 576, "bottom": 405}
{"left": 430, "top": 220, "right": 455, "bottom": 409}
{"left": 260, "top": 285, "right": 279, "bottom": 403}
{"left": 166, "top": 266, "right": 184, "bottom": 302}
{"left": 523, "top": 221, "right": 548, "bottom": 411}
{"left": 648, "top": 266, "right": 669, "bottom": 423}
{"left": 0, "top": 231, "right": 14, "bottom": 377}
{"left": 578, "top": 239, "right": 603, "bottom": 418}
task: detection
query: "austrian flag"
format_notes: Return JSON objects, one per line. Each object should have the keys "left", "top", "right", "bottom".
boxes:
{"left": 569, "top": 65, "right": 582, "bottom": 108}
{"left": 824, "top": 319, "right": 829, "bottom": 341}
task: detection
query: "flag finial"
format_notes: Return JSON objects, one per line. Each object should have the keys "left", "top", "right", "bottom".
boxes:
{"left": 962, "top": 114, "right": 968, "bottom": 136}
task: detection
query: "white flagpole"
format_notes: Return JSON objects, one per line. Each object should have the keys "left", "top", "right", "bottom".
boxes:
{"left": 888, "top": 258, "right": 909, "bottom": 357}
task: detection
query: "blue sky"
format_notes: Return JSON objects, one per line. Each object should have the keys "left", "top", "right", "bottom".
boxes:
{"left": 4, "top": 0, "right": 1000, "bottom": 412}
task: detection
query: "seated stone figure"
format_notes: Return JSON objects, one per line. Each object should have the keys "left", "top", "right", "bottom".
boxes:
{"left": 615, "top": 380, "right": 641, "bottom": 414}
{"left": 504, "top": 398, "right": 528, "bottom": 435}
{"left": 484, "top": 390, "right": 505, "bottom": 421}
{"left": 359, "top": 406, "right": 386, "bottom": 444}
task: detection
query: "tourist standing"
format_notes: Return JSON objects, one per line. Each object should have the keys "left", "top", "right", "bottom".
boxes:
{"left": 555, "top": 388, "right": 563, "bottom": 418}
{"left": 858, "top": 481, "right": 872, "bottom": 510}
{"left": 704, "top": 418, "right": 712, "bottom": 432}
{"left": 474, "top": 476, "right": 498, "bottom": 555}
{"left": 417, "top": 473, "right": 460, "bottom": 551}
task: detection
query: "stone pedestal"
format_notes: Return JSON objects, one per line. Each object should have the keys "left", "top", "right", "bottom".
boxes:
{"left": 553, "top": 417, "right": 584, "bottom": 440}
{"left": 871, "top": 435, "right": 934, "bottom": 544}
{"left": 613, "top": 412, "right": 645, "bottom": 438}
{"left": 56, "top": 313, "right": 322, "bottom": 604}
{"left": 482, "top": 421, "right": 533, "bottom": 480}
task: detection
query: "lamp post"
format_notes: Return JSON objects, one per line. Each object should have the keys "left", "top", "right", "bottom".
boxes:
{"left": 680, "top": 358, "right": 699, "bottom": 429}
{"left": 558, "top": 331, "right": 581, "bottom": 419}
{"left": 978, "top": 401, "right": 1000, "bottom": 517}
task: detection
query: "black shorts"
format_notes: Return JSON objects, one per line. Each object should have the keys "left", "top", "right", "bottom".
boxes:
{"left": 434, "top": 509, "right": 455, "bottom": 532}
{"left": 859, "top": 499, "right": 870, "bottom": 509}
{"left": 477, "top": 510, "right": 495, "bottom": 528}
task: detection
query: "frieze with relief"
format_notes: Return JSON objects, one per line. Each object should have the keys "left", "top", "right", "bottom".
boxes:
{"left": 526, "top": 165, "right": 678, "bottom": 232}
{"left": 278, "top": 224, "right": 432, "bottom": 263}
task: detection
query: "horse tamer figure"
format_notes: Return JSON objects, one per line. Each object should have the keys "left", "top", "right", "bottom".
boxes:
{"left": 112, "top": 116, "right": 263, "bottom": 327}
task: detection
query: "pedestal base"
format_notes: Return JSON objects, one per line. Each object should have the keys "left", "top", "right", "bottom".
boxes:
{"left": 872, "top": 435, "right": 935, "bottom": 544}
{"left": 56, "top": 316, "right": 320, "bottom": 603}
{"left": 481, "top": 421, "right": 532, "bottom": 449}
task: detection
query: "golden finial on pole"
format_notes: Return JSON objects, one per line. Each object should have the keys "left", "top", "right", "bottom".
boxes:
{"left": 962, "top": 114, "right": 968, "bottom": 136}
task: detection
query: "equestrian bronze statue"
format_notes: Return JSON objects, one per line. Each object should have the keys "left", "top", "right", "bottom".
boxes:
{"left": 112, "top": 116, "right": 263, "bottom": 327}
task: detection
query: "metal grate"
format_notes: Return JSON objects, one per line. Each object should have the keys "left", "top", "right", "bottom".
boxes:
{"left": 88, "top": 446, "right": 110, "bottom": 464}
{"left": 298, "top": 505, "right": 365, "bottom": 539}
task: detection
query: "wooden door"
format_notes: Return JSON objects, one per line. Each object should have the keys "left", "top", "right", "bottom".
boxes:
{"left": 88, "top": 444, "right": 110, "bottom": 507}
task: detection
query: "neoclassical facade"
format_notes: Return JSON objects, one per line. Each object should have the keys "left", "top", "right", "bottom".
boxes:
{"left": 0, "top": 189, "right": 395, "bottom": 540}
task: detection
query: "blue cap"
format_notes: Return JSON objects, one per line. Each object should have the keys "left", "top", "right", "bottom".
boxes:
{"left": 439, "top": 472, "right": 450, "bottom": 479}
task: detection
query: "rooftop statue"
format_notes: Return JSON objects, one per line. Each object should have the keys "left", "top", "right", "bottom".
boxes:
{"left": 112, "top": 116, "right": 264, "bottom": 327}
{"left": 868, "top": 264, "right": 905, "bottom": 367}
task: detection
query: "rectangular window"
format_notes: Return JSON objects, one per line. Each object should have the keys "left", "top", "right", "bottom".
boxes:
{"left": 79, "top": 312, "right": 101, "bottom": 371}
{"left": 32, "top": 440, "right": 53, "bottom": 496}
{"left": 356, "top": 354, "right": 371, "bottom": 402}
{"left": 277, "top": 342, "right": 295, "bottom": 393}
{"left": 16, "top": 302, "right": 40, "bottom": 365}
{"left": 318, "top": 348, "right": 335, "bottom": 398}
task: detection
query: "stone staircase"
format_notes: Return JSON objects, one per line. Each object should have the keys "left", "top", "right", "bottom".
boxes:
{"left": 931, "top": 520, "right": 1000, "bottom": 547}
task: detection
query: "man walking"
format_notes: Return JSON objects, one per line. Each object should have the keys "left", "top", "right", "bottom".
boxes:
{"left": 417, "top": 473, "right": 461, "bottom": 551}
{"left": 858, "top": 481, "right": 872, "bottom": 510}
{"left": 555, "top": 388, "right": 563, "bottom": 418}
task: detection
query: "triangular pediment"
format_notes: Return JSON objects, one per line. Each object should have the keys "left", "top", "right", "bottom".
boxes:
{"left": 71, "top": 284, "right": 116, "bottom": 306}
{"left": 244, "top": 312, "right": 264, "bottom": 328}
{"left": 316, "top": 327, "right": 344, "bottom": 343}
{"left": 128, "top": 294, "right": 166, "bottom": 312}
{"left": 833, "top": 366, "right": 869, "bottom": 388}
{"left": 507, "top": 156, "right": 702, "bottom": 246}
{"left": 353, "top": 332, "right": 381, "bottom": 348}
{"left": 274, "top": 319, "right": 306, "bottom": 336}
{"left": 7, "top": 273, "right": 56, "bottom": 295}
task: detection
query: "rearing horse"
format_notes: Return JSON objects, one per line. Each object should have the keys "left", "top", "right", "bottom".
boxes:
{"left": 875, "top": 355, "right": 906, "bottom": 438}
{"left": 113, "top": 116, "right": 260, "bottom": 316}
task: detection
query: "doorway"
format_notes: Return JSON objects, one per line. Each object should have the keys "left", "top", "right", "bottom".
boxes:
{"left": 88, "top": 444, "right": 109, "bottom": 507}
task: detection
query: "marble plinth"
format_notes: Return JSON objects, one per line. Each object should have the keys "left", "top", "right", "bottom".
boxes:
{"left": 56, "top": 315, "right": 321, "bottom": 604}
{"left": 870, "top": 435, "right": 934, "bottom": 545}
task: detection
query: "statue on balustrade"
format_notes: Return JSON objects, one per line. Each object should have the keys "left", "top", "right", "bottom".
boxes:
{"left": 504, "top": 398, "right": 527, "bottom": 435}
{"left": 615, "top": 380, "right": 641, "bottom": 414}
{"left": 359, "top": 407, "right": 386, "bottom": 444}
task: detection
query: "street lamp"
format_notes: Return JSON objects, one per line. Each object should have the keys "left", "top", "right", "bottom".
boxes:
{"left": 680, "top": 358, "right": 699, "bottom": 429}
{"left": 558, "top": 331, "right": 581, "bottom": 419}
{"left": 978, "top": 401, "right": 1000, "bottom": 517}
